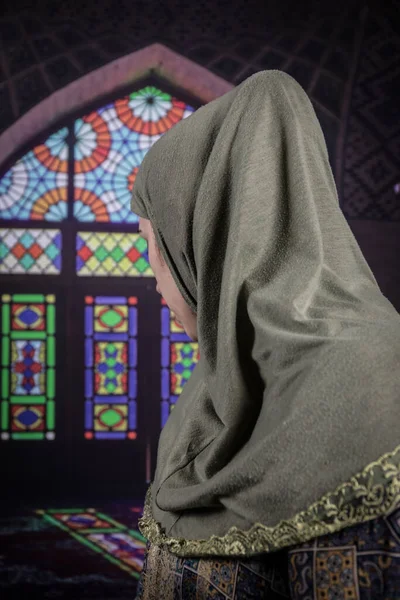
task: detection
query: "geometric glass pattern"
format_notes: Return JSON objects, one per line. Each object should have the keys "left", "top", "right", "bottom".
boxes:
{"left": 160, "top": 298, "right": 199, "bottom": 428}
{"left": 73, "top": 86, "right": 194, "bottom": 223}
{"left": 38, "top": 508, "right": 146, "bottom": 579}
{"left": 1, "top": 294, "right": 56, "bottom": 440}
{"left": 76, "top": 232, "right": 152, "bottom": 277}
{"left": 84, "top": 296, "right": 138, "bottom": 440}
{"left": 0, "top": 228, "right": 62, "bottom": 274}
{"left": 0, "top": 128, "right": 68, "bottom": 221}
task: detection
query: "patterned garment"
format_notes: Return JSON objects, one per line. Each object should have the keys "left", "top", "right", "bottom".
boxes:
{"left": 135, "top": 499, "right": 400, "bottom": 599}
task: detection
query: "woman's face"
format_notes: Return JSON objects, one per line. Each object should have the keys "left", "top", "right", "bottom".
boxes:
{"left": 138, "top": 217, "right": 198, "bottom": 342}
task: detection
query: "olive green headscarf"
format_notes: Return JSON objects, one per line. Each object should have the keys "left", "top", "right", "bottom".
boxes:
{"left": 131, "top": 70, "right": 400, "bottom": 557}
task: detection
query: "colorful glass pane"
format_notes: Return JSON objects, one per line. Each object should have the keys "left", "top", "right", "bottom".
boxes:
{"left": 160, "top": 298, "right": 199, "bottom": 428}
{"left": 73, "top": 86, "right": 194, "bottom": 223}
{"left": 11, "top": 302, "right": 46, "bottom": 330}
{"left": 76, "top": 231, "right": 152, "bottom": 276}
{"left": 39, "top": 508, "right": 146, "bottom": 578}
{"left": 94, "top": 304, "right": 128, "bottom": 332}
{"left": 95, "top": 342, "right": 128, "bottom": 394}
{"left": 0, "top": 229, "right": 62, "bottom": 274}
{"left": 170, "top": 342, "right": 199, "bottom": 395}
{"left": 84, "top": 296, "right": 138, "bottom": 440}
{"left": 1, "top": 294, "right": 56, "bottom": 441}
{"left": 0, "top": 128, "right": 68, "bottom": 221}
{"left": 11, "top": 340, "right": 45, "bottom": 394}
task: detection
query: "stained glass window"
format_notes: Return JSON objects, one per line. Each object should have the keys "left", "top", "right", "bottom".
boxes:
{"left": 160, "top": 298, "right": 199, "bottom": 428}
{"left": 0, "top": 229, "right": 62, "bottom": 274}
{"left": 76, "top": 232, "right": 152, "bottom": 276}
{"left": 0, "top": 82, "right": 199, "bottom": 445}
{"left": 73, "top": 86, "right": 194, "bottom": 223}
{"left": 0, "top": 128, "right": 68, "bottom": 221}
{"left": 1, "top": 294, "right": 56, "bottom": 440}
{"left": 39, "top": 508, "right": 146, "bottom": 578}
{"left": 84, "top": 296, "right": 138, "bottom": 439}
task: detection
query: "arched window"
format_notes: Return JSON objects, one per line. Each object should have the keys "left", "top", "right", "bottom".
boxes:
{"left": 0, "top": 77, "right": 201, "bottom": 500}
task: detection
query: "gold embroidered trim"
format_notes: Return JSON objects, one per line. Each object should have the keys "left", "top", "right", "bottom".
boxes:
{"left": 138, "top": 444, "right": 400, "bottom": 557}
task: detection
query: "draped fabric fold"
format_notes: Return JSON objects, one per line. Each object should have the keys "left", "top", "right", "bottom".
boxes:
{"left": 131, "top": 70, "right": 400, "bottom": 557}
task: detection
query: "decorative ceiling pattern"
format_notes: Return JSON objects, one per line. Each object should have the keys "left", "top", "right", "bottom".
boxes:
{"left": 0, "top": 0, "right": 398, "bottom": 220}
{"left": 342, "top": 12, "right": 400, "bottom": 219}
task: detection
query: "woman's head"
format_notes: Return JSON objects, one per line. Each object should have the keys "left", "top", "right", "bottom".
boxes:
{"left": 132, "top": 70, "right": 343, "bottom": 367}
{"left": 139, "top": 216, "right": 198, "bottom": 342}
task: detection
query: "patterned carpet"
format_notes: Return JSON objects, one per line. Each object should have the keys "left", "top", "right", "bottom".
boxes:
{"left": 0, "top": 502, "right": 145, "bottom": 600}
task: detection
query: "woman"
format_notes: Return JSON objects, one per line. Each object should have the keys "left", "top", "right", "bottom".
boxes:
{"left": 131, "top": 70, "right": 400, "bottom": 599}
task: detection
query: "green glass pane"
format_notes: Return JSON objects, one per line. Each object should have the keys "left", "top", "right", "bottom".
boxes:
{"left": 94, "top": 246, "right": 108, "bottom": 262}
{"left": 1, "top": 369, "right": 8, "bottom": 399}
{"left": 47, "top": 368, "right": 55, "bottom": 399}
{"left": 20, "top": 254, "right": 35, "bottom": 270}
{"left": 134, "top": 238, "right": 147, "bottom": 253}
{"left": 45, "top": 244, "right": 59, "bottom": 260}
{"left": 101, "top": 309, "right": 123, "bottom": 328}
{"left": 12, "top": 432, "right": 44, "bottom": 440}
{"left": 2, "top": 304, "right": 10, "bottom": 335}
{"left": 47, "top": 400, "right": 55, "bottom": 430}
{"left": 12, "top": 294, "right": 45, "bottom": 303}
{"left": 0, "top": 242, "right": 8, "bottom": 259}
{"left": 47, "top": 336, "right": 55, "bottom": 366}
{"left": 101, "top": 408, "right": 121, "bottom": 427}
{"left": 135, "top": 257, "right": 149, "bottom": 273}
{"left": 2, "top": 337, "right": 9, "bottom": 367}
{"left": 11, "top": 331, "right": 46, "bottom": 340}
{"left": 47, "top": 305, "right": 55, "bottom": 335}
{"left": 110, "top": 247, "right": 124, "bottom": 262}
{"left": 10, "top": 395, "right": 46, "bottom": 404}
{"left": 129, "top": 87, "right": 171, "bottom": 102}
{"left": 1, "top": 401, "right": 8, "bottom": 430}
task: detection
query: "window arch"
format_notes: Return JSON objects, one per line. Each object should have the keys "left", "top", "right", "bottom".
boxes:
{"left": 0, "top": 77, "right": 201, "bottom": 445}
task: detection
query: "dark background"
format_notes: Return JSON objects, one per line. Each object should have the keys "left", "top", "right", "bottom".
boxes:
{"left": 0, "top": 1, "right": 398, "bottom": 598}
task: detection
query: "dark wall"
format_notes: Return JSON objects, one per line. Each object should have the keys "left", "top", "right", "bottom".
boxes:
{"left": 0, "top": 0, "right": 399, "bottom": 309}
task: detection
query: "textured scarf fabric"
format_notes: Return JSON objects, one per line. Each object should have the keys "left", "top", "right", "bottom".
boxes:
{"left": 131, "top": 70, "right": 400, "bottom": 557}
